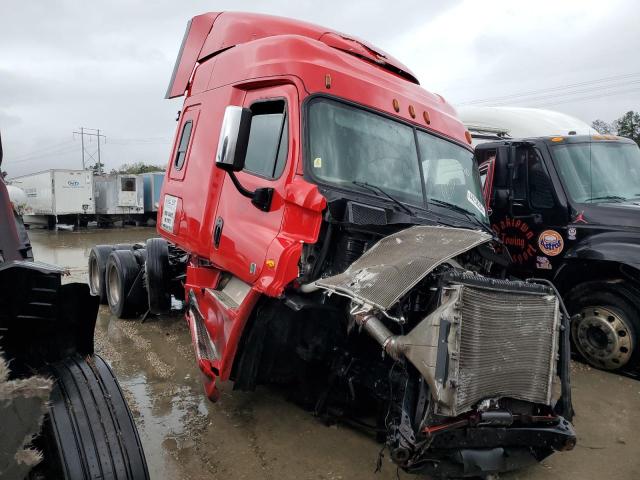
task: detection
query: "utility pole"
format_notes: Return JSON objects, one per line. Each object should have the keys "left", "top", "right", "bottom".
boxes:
{"left": 73, "top": 127, "right": 106, "bottom": 173}
{"left": 80, "top": 127, "right": 85, "bottom": 169}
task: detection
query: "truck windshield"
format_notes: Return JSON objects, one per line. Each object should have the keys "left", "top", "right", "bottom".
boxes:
{"left": 307, "top": 98, "right": 487, "bottom": 221}
{"left": 552, "top": 142, "right": 640, "bottom": 203}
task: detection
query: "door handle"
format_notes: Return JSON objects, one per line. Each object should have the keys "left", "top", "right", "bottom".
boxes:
{"left": 214, "top": 217, "right": 224, "bottom": 249}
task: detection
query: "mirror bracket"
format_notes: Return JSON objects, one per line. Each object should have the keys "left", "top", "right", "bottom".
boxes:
{"left": 227, "top": 171, "right": 274, "bottom": 212}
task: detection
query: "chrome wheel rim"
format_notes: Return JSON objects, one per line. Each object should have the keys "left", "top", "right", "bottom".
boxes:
{"left": 107, "top": 263, "right": 121, "bottom": 307}
{"left": 572, "top": 306, "right": 634, "bottom": 370}
{"left": 89, "top": 256, "right": 100, "bottom": 295}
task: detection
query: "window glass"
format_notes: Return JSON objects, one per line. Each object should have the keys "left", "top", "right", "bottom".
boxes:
{"left": 308, "top": 99, "right": 422, "bottom": 205}
{"left": 527, "top": 148, "right": 555, "bottom": 209}
{"left": 243, "top": 101, "right": 288, "bottom": 179}
{"left": 417, "top": 130, "right": 487, "bottom": 220}
{"left": 174, "top": 120, "right": 192, "bottom": 170}
{"left": 552, "top": 142, "right": 640, "bottom": 203}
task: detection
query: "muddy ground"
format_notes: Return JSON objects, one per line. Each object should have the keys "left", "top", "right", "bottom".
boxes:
{"left": 29, "top": 227, "right": 640, "bottom": 480}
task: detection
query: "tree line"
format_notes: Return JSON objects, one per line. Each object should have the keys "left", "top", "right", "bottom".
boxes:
{"left": 592, "top": 110, "right": 640, "bottom": 145}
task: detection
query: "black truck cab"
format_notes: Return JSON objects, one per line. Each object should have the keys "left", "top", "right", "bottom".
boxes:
{"left": 477, "top": 135, "right": 640, "bottom": 371}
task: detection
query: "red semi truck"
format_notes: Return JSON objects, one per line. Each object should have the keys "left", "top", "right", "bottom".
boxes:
{"left": 90, "top": 13, "right": 575, "bottom": 478}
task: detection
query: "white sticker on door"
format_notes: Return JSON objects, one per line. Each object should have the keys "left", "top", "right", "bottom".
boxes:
{"left": 161, "top": 194, "right": 178, "bottom": 233}
{"left": 466, "top": 190, "right": 486, "bottom": 216}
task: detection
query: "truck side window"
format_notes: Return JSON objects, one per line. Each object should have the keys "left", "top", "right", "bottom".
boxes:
{"left": 512, "top": 148, "right": 527, "bottom": 201}
{"left": 174, "top": 120, "right": 193, "bottom": 170}
{"left": 527, "top": 149, "right": 555, "bottom": 209}
{"left": 243, "top": 100, "right": 288, "bottom": 179}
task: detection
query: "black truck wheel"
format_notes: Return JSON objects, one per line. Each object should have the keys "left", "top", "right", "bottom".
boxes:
{"left": 145, "top": 238, "right": 171, "bottom": 314}
{"left": 89, "top": 244, "right": 137, "bottom": 305}
{"left": 566, "top": 282, "right": 639, "bottom": 370}
{"left": 33, "top": 354, "right": 149, "bottom": 480}
{"left": 105, "top": 250, "right": 144, "bottom": 318}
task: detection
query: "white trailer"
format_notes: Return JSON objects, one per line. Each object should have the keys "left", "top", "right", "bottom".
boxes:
{"left": 94, "top": 174, "right": 144, "bottom": 224}
{"left": 11, "top": 169, "right": 95, "bottom": 228}
{"left": 456, "top": 106, "right": 597, "bottom": 145}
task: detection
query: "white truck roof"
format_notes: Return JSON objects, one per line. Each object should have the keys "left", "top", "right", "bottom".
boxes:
{"left": 457, "top": 106, "right": 597, "bottom": 139}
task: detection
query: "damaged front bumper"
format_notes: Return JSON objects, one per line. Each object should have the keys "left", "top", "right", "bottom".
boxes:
{"left": 404, "top": 418, "right": 576, "bottom": 477}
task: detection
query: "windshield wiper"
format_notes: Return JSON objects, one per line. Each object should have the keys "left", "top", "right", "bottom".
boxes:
{"left": 586, "top": 195, "right": 627, "bottom": 203}
{"left": 428, "top": 198, "right": 493, "bottom": 235}
{"left": 351, "top": 181, "right": 414, "bottom": 216}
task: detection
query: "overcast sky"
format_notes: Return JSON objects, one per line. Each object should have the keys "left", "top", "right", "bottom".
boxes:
{"left": 1, "top": 0, "right": 638, "bottom": 177}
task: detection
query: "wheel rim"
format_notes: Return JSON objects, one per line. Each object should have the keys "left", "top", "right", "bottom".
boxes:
{"left": 107, "top": 263, "right": 121, "bottom": 306}
{"left": 572, "top": 306, "right": 634, "bottom": 370}
{"left": 89, "top": 255, "right": 100, "bottom": 295}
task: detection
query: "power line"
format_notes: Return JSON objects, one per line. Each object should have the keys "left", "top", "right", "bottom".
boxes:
{"left": 4, "top": 144, "right": 79, "bottom": 164}
{"left": 457, "top": 72, "right": 640, "bottom": 106}
{"left": 525, "top": 86, "right": 640, "bottom": 109}
{"left": 483, "top": 80, "right": 640, "bottom": 107}
{"left": 10, "top": 139, "right": 75, "bottom": 161}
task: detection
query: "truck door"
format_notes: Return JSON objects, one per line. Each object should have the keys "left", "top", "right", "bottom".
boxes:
{"left": 211, "top": 85, "right": 297, "bottom": 286}
{"left": 487, "top": 144, "right": 568, "bottom": 276}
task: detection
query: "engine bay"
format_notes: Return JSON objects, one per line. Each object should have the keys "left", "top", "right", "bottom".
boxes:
{"left": 230, "top": 199, "right": 575, "bottom": 477}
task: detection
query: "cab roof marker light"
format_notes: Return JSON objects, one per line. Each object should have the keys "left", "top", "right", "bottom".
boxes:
{"left": 423, "top": 110, "right": 431, "bottom": 125}
{"left": 551, "top": 137, "right": 564, "bottom": 142}
{"left": 465, "top": 131, "right": 472, "bottom": 144}
{"left": 392, "top": 99, "right": 400, "bottom": 112}
{"left": 325, "top": 74, "right": 332, "bottom": 89}
{"left": 409, "top": 105, "right": 416, "bottom": 119}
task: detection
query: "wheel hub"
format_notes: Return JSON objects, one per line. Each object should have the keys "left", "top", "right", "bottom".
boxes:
{"left": 107, "top": 263, "right": 121, "bottom": 306}
{"left": 572, "top": 306, "right": 633, "bottom": 370}
{"left": 89, "top": 256, "right": 100, "bottom": 295}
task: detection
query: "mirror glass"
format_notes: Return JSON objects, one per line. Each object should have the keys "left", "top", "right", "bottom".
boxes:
{"left": 215, "top": 106, "right": 252, "bottom": 172}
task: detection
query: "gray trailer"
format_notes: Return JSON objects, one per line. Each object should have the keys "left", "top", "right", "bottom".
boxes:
{"left": 94, "top": 173, "right": 144, "bottom": 225}
{"left": 141, "top": 172, "right": 164, "bottom": 218}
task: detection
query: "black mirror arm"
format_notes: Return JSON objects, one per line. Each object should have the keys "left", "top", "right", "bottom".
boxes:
{"left": 227, "top": 171, "right": 274, "bottom": 212}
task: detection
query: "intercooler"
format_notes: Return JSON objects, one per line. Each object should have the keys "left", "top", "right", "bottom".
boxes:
{"left": 432, "top": 272, "right": 561, "bottom": 416}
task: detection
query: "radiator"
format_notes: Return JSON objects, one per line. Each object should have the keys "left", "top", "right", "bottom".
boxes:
{"left": 411, "top": 273, "right": 561, "bottom": 417}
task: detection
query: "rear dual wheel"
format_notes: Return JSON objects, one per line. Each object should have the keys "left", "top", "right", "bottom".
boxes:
{"left": 88, "top": 244, "right": 135, "bottom": 304}
{"left": 105, "top": 250, "right": 146, "bottom": 318}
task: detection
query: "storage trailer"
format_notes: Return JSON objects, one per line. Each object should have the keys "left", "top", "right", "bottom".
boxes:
{"left": 11, "top": 169, "right": 95, "bottom": 229}
{"left": 94, "top": 173, "right": 144, "bottom": 225}
{"left": 89, "top": 12, "right": 576, "bottom": 478}
{"left": 142, "top": 171, "right": 164, "bottom": 218}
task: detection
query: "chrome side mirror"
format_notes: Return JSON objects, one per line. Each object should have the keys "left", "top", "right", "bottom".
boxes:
{"left": 215, "top": 106, "right": 252, "bottom": 172}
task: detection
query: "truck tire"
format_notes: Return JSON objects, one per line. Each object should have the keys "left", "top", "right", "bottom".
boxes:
{"left": 88, "top": 245, "right": 136, "bottom": 305}
{"left": 88, "top": 246, "right": 115, "bottom": 304}
{"left": 33, "top": 354, "right": 149, "bottom": 480}
{"left": 566, "top": 282, "right": 639, "bottom": 371}
{"left": 105, "top": 250, "right": 143, "bottom": 318}
{"left": 145, "top": 238, "right": 171, "bottom": 314}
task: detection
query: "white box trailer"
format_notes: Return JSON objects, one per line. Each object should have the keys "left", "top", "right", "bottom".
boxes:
{"left": 94, "top": 174, "right": 144, "bottom": 219}
{"left": 11, "top": 169, "right": 95, "bottom": 228}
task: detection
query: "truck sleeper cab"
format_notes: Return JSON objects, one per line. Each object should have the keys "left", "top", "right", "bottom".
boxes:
{"left": 476, "top": 133, "right": 640, "bottom": 373}
{"left": 91, "top": 12, "right": 575, "bottom": 478}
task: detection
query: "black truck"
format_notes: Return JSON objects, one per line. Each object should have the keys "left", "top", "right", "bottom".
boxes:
{"left": 476, "top": 133, "right": 640, "bottom": 372}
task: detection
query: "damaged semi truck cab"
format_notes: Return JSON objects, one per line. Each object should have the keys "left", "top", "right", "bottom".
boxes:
{"left": 93, "top": 12, "right": 575, "bottom": 477}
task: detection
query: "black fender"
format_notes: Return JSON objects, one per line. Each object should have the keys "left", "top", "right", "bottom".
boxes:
{"left": 562, "top": 231, "right": 640, "bottom": 270}
{"left": 554, "top": 231, "right": 640, "bottom": 296}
